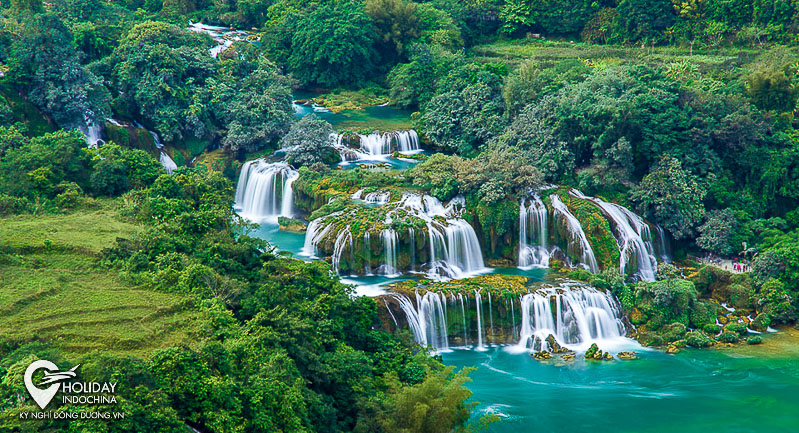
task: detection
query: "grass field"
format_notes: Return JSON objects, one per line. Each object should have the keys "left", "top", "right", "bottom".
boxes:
{"left": 0, "top": 201, "right": 200, "bottom": 356}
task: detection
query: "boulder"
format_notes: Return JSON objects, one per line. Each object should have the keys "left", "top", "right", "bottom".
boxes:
{"left": 545, "top": 334, "right": 570, "bottom": 354}
{"left": 666, "top": 344, "right": 680, "bottom": 354}
{"left": 560, "top": 353, "right": 576, "bottom": 362}
{"left": 617, "top": 351, "right": 638, "bottom": 360}
{"left": 532, "top": 351, "right": 551, "bottom": 361}
{"left": 584, "top": 343, "right": 599, "bottom": 359}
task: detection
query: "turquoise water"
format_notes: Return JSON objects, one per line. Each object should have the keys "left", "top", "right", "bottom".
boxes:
{"left": 292, "top": 92, "right": 414, "bottom": 130}
{"left": 442, "top": 342, "right": 799, "bottom": 432}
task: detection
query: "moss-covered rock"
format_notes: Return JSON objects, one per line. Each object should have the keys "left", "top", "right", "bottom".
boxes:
{"left": 617, "top": 351, "right": 638, "bottom": 360}
{"left": 278, "top": 216, "right": 308, "bottom": 233}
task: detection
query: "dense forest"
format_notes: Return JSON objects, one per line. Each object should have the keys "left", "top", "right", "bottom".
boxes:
{"left": 1, "top": 0, "right": 799, "bottom": 431}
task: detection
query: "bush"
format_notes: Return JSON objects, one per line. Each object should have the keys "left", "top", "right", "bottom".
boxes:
{"left": 702, "top": 324, "right": 720, "bottom": 335}
{"left": 685, "top": 330, "right": 714, "bottom": 348}
{"left": 746, "top": 336, "right": 763, "bottom": 345}
{"left": 661, "top": 322, "right": 687, "bottom": 342}
{"left": 717, "top": 331, "right": 739, "bottom": 343}
{"left": 725, "top": 322, "right": 747, "bottom": 336}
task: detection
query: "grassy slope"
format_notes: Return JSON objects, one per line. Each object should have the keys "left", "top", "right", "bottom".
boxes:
{"left": 0, "top": 201, "right": 200, "bottom": 356}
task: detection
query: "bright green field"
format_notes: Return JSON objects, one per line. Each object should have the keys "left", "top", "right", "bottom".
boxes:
{"left": 0, "top": 202, "right": 199, "bottom": 356}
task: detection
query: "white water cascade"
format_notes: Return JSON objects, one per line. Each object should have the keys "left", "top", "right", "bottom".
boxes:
{"left": 332, "top": 130, "right": 422, "bottom": 162}
{"left": 515, "top": 283, "right": 627, "bottom": 352}
{"left": 393, "top": 292, "right": 450, "bottom": 351}
{"left": 518, "top": 196, "right": 550, "bottom": 269}
{"left": 398, "top": 194, "right": 487, "bottom": 280}
{"left": 571, "top": 190, "right": 657, "bottom": 281}
{"left": 146, "top": 129, "right": 178, "bottom": 174}
{"left": 234, "top": 160, "right": 299, "bottom": 222}
{"left": 475, "top": 289, "right": 486, "bottom": 350}
{"left": 550, "top": 194, "right": 600, "bottom": 273}
{"left": 380, "top": 229, "right": 399, "bottom": 276}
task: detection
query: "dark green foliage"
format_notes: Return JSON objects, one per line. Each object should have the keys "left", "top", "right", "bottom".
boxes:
{"left": 685, "top": 330, "right": 714, "bottom": 347}
{"left": 616, "top": 0, "right": 675, "bottom": 41}
{"left": 7, "top": 13, "right": 110, "bottom": 128}
{"left": 500, "top": 0, "right": 599, "bottom": 36}
{"left": 746, "top": 335, "right": 763, "bottom": 344}
{"left": 420, "top": 81, "right": 505, "bottom": 156}
{"left": 631, "top": 157, "right": 706, "bottom": 240}
{"left": 718, "top": 331, "right": 740, "bottom": 343}
{"left": 282, "top": 115, "right": 337, "bottom": 168}
{"left": 288, "top": 2, "right": 378, "bottom": 87}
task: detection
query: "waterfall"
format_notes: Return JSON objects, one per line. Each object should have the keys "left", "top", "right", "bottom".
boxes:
{"left": 380, "top": 229, "right": 399, "bottom": 276}
{"left": 395, "top": 130, "right": 421, "bottom": 154}
{"left": 518, "top": 196, "right": 550, "bottom": 269}
{"left": 392, "top": 292, "right": 449, "bottom": 350}
{"left": 397, "top": 193, "right": 487, "bottom": 280}
{"left": 363, "top": 191, "right": 390, "bottom": 205}
{"left": 364, "top": 232, "right": 372, "bottom": 275}
{"left": 358, "top": 132, "right": 391, "bottom": 156}
{"left": 159, "top": 152, "right": 177, "bottom": 174}
{"left": 234, "top": 160, "right": 299, "bottom": 222}
{"left": 80, "top": 118, "right": 104, "bottom": 149}
{"left": 301, "top": 218, "right": 334, "bottom": 258}
{"left": 516, "top": 283, "right": 626, "bottom": 352}
{"left": 550, "top": 194, "right": 599, "bottom": 273}
{"left": 331, "top": 228, "right": 353, "bottom": 274}
{"left": 332, "top": 130, "right": 422, "bottom": 161}
{"left": 654, "top": 225, "right": 671, "bottom": 263}
{"left": 475, "top": 289, "right": 486, "bottom": 350}
{"left": 408, "top": 227, "right": 416, "bottom": 271}
{"left": 459, "top": 293, "right": 467, "bottom": 345}
{"left": 146, "top": 129, "right": 178, "bottom": 175}
{"left": 571, "top": 190, "right": 657, "bottom": 282}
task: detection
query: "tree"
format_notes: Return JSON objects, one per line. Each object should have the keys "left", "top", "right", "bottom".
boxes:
{"left": 282, "top": 115, "right": 337, "bottom": 168}
{"left": 746, "top": 68, "right": 799, "bottom": 113}
{"left": 697, "top": 209, "right": 739, "bottom": 255}
{"left": 617, "top": 0, "right": 676, "bottom": 41}
{"left": 7, "top": 13, "right": 109, "bottom": 129}
{"left": 388, "top": 44, "right": 462, "bottom": 108}
{"left": 287, "top": 3, "right": 378, "bottom": 87}
{"left": 420, "top": 79, "right": 505, "bottom": 156}
{"left": 109, "top": 21, "right": 217, "bottom": 142}
{"left": 365, "top": 0, "right": 419, "bottom": 64}
{"left": 210, "top": 55, "right": 294, "bottom": 152}
{"left": 630, "top": 156, "right": 706, "bottom": 239}
{"left": 499, "top": 0, "right": 599, "bottom": 35}
{"left": 494, "top": 104, "right": 575, "bottom": 181}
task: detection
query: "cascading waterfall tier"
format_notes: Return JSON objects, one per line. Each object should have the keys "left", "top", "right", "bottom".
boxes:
{"left": 550, "top": 194, "right": 600, "bottom": 273}
{"left": 234, "top": 160, "right": 299, "bottom": 222}
{"left": 570, "top": 190, "right": 657, "bottom": 281}
{"left": 301, "top": 192, "right": 487, "bottom": 279}
{"left": 517, "top": 189, "right": 669, "bottom": 281}
{"left": 331, "top": 130, "right": 422, "bottom": 162}
{"left": 515, "top": 282, "right": 626, "bottom": 352}
{"left": 380, "top": 280, "right": 631, "bottom": 352}
{"left": 518, "top": 196, "right": 550, "bottom": 269}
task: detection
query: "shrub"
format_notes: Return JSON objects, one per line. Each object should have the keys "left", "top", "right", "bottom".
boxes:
{"left": 717, "top": 331, "right": 739, "bottom": 343}
{"left": 685, "top": 330, "right": 713, "bottom": 348}
{"left": 746, "top": 336, "right": 763, "bottom": 345}
{"left": 702, "top": 324, "right": 720, "bottom": 335}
